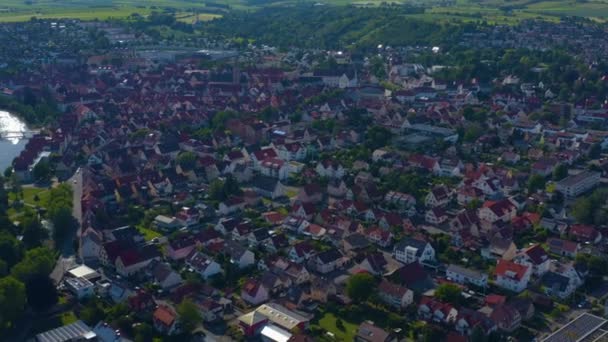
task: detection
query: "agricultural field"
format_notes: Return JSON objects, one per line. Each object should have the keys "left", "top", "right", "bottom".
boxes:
{"left": 0, "top": 0, "right": 607, "bottom": 23}
{"left": 0, "top": 0, "right": 225, "bottom": 22}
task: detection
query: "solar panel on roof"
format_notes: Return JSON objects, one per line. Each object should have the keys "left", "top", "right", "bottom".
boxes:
{"left": 544, "top": 314, "right": 607, "bottom": 342}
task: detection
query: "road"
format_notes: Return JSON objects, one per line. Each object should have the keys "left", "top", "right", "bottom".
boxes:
{"left": 50, "top": 171, "right": 82, "bottom": 284}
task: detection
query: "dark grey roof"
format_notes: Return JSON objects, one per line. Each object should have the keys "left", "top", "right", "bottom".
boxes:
{"left": 394, "top": 237, "right": 428, "bottom": 256}
{"left": 541, "top": 271, "right": 569, "bottom": 292}
{"left": 344, "top": 233, "right": 370, "bottom": 249}
{"left": 316, "top": 248, "right": 343, "bottom": 264}
{"left": 252, "top": 228, "right": 270, "bottom": 241}
{"left": 253, "top": 175, "right": 280, "bottom": 192}
{"left": 224, "top": 239, "right": 249, "bottom": 259}
{"left": 447, "top": 264, "right": 485, "bottom": 280}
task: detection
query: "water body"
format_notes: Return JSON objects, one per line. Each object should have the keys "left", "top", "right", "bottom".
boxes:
{"left": 0, "top": 110, "right": 29, "bottom": 171}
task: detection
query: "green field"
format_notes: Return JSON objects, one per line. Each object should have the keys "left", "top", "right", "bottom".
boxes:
{"left": 315, "top": 313, "right": 359, "bottom": 342}
{"left": 0, "top": 0, "right": 224, "bottom": 22}
{"left": 0, "top": 0, "right": 607, "bottom": 25}
{"left": 9, "top": 187, "right": 52, "bottom": 207}
{"left": 136, "top": 224, "right": 162, "bottom": 241}
{"left": 0, "top": 0, "right": 608, "bottom": 24}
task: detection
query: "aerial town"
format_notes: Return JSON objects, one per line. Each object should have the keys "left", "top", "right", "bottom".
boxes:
{"left": 1, "top": 9, "right": 608, "bottom": 342}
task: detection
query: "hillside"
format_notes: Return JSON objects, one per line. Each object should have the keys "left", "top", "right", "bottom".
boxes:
{"left": 0, "top": 0, "right": 608, "bottom": 23}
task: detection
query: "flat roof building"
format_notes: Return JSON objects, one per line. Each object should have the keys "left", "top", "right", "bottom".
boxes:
{"left": 543, "top": 313, "right": 608, "bottom": 342}
{"left": 36, "top": 320, "right": 95, "bottom": 342}
{"left": 555, "top": 171, "right": 600, "bottom": 198}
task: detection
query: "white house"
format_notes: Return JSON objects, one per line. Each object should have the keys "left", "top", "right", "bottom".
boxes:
{"left": 425, "top": 185, "right": 451, "bottom": 208}
{"left": 393, "top": 238, "right": 435, "bottom": 265}
{"left": 148, "top": 261, "right": 183, "bottom": 290}
{"left": 377, "top": 280, "right": 414, "bottom": 309}
{"left": 65, "top": 277, "right": 95, "bottom": 299}
{"left": 241, "top": 279, "right": 269, "bottom": 305}
{"left": 185, "top": 251, "right": 223, "bottom": 279}
{"left": 446, "top": 264, "right": 488, "bottom": 288}
{"left": 224, "top": 240, "right": 256, "bottom": 269}
{"left": 495, "top": 259, "right": 531, "bottom": 293}
{"left": 316, "top": 160, "right": 345, "bottom": 179}
{"left": 513, "top": 244, "right": 551, "bottom": 277}
{"left": 259, "top": 158, "right": 289, "bottom": 180}
{"left": 313, "top": 249, "right": 345, "bottom": 274}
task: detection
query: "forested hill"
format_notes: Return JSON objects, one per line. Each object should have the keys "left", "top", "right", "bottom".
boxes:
{"left": 201, "top": 5, "right": 472, "bottom": 50}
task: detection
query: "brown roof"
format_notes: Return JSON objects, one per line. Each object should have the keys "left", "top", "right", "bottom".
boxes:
{"left": 153, "top": 305, "right": 176, "bottom": 327}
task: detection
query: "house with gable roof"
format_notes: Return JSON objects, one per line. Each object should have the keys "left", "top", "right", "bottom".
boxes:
{"left": 393, "top": 237, "right": 435, "bottom": 265}
{"left": 478, "top": 199, "right": 517, "bottom": 223}
{"left": 377, "top": 279, "right": 414, "bottom": 309}
{"left": 185, "top": 251, "right": 223, "bottom": 279}
{"left": 153, "top": 305, "right": 180, "bottom": 335}
{"left": 241, "top": 278, "right": 269, "bottom": 305}
{"left": 513, "top": 244, "right": 551, "bottom": 276}
{"left": 425, "top": 185, "right": 452, "bottom": 207}
{"left": 495, "top": 259, "right": 532, "bottom": 293}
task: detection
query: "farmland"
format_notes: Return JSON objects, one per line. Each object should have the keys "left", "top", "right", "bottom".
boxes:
{"left": 0, "top": 0, "right": 607, "bottom": 23}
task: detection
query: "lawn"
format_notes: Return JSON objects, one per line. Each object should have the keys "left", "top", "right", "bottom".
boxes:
{"left": 32, "top": 311, "right": 78, "bottom": 334}
{"left": 9, "top": 187, "right": 51, "bottom": 207}
{"left": 0, "top": 0, "right": 221, "bottom": 22}
{"left": 60, "top": 311, "right": 78, "bottom": 325}
{"left": 175, "top": 12, "right": 222, "bottom": 23}
{"left": 136, "top": 225, "right": 162, "bottom": 241}
{"left": 285, "top": 188, "right": 299, "bottom": 199}
{"left": 526, "top": 0, "right": 608, "bottom": 19}
{"left": 316, "top": 312, "right": 358, "bottom": 342}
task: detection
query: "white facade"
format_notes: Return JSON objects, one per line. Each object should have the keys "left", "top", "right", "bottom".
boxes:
{"left": 446, "top": 265, "right": 488, "bottom": 287}
{"left": 393, "top": 243, "right": 435, "bottom": 265}
{"left": 556, "top": 171, "right": 600, "bottom": 198}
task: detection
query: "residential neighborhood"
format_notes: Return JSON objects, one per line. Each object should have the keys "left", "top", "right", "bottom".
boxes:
{"left": 1, "top": 11, "right": 608, "bottom": 342}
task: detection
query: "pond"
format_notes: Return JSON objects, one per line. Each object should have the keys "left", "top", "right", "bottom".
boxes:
{"left": 0, "top": 110, "right": 30, "bottom": 172}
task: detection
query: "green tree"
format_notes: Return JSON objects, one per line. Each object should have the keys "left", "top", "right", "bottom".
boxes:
{"left": 51, "top": 206, "right": 77, "bottom": 243}
{"left": 177, "top": 151, "right": 197, "bottom": 171}
{"left": 435, "top": 283, "right": 462, "bottom": 304}
{"left": 0, "top": 232, "right": 23, "bottom": 268}
{"left": 365, "top": 126, "right": 393, "bottom": 150}
{"left": 211, "top": 110, "right": 236, "bottom": 130}
{"left": 3, "top": 167, "right": 12, "bottom": 178}
{"left": 466, "top": 198, "right": 483, "bottom": 210}
{"left": 552, "top": 164, "right": 568, "bottom": 181}
{"left": 223, "top": 174, "right": 242, "bottom": 197}
{"left": 25, "top": 273, "right": 57, "bottom": 310}
{"left": 177, "top": 299, "right": 202, "bottom": 333}
{"left": 209, "top": 178, "right": 226, "bottom": 201}
{"left": 0, "top": 260, "right": 7, "bottom": 277}
{"left": 422, "top": 324, "right": 445, "bottom": 342}
{"left": 32, "top": 160, "right": 52, "bottom": 182}
{"left": 134, "top": 322, "right": 155, "bottom": 342}
{"left": 463, "top": 123, "right": 483, "bottom": 142}
{"left": 346, "top": 273, "right": 376, "bottom": 303}
{"left": 0, "top": 276, "right": 27, "bottom": 328}
{"left": 81, "top": 298, "right": 106, "bottom": 325}
{"left": 11, "top": 247, "right": 55, "bottom": 282}
{"left": 22, "top": 216, "right": 48, "bottom": 248}
{"left": 470, "top": 325, "right": 487, "bottom": 342}
{"left": 527, "top": 174, "right": 546, "bottom": 194}
{"left": 589, "top": 143, "right": 602, "bottom": 159}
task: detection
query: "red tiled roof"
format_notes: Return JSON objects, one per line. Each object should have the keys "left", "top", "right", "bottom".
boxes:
{"left": 495, "top": 259, "right": 529, "bottom": 281}
{"left": 153, "top": 305, "right": 176, "bottom": 327}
